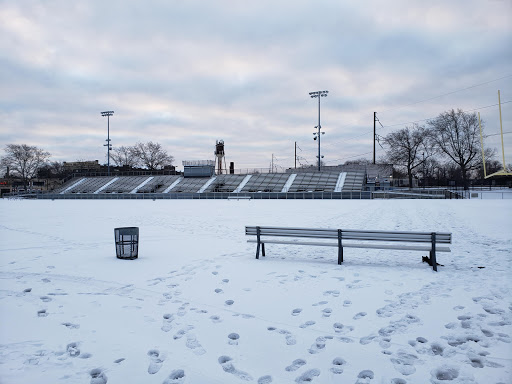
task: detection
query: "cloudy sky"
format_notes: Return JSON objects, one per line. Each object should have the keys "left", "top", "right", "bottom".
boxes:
{"left": 1, "top": 0, "right": 511, "bottom": 171}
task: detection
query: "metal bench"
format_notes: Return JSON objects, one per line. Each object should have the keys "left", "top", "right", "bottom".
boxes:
{"left": 245, "top": 226, "right": 451, "bottom": 271}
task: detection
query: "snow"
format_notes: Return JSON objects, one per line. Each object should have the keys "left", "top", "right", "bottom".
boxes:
{"left": 0, "top": 199, "right": 511, "bottom": 384}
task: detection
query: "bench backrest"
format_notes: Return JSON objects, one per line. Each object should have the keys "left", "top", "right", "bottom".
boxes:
{"left": 245, "top": 226, "right": 451, "bottom": 244}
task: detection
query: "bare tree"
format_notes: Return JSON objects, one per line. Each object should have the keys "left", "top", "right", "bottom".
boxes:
{"left": 37, "top": 161, "right": 66, "bottom": 179}
{"left": 110, "top": 146, "right": 139, "bottom": 168}
{"left": 131, "top": 141, "right": 174, "bottom": 170}
{"left": 0, "top": 144, "right": 51, "bottom": 188}
{"left": 382, "top": 124, "right": 431, "bottom": 187}
{"left": 343, "top": 158, "right": 372, "bottom": 165}
{"left": 427, "top": 109, "right": 484, "bottom": 189}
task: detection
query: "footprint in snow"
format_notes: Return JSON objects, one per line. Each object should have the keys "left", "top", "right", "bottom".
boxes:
{"left": 218, "top": 355, "right": 253, "bottom": 381}
{"left": 215, "top": 288, "right": 223, "bottom": 294}
{"left": 147, "top": 349, "right": 164, "bottom": 374}
{"left": 390, "top": 350, "right": 418, "bottom": 376}
{"left": 161, "top": 313, "right": 175, "bottom": 332}
{"left": 379, "top": 337, "right": 391, "bottom": 349}
{"left": 162, "top": 370, "right": 185, "bottom": 384}
{"left": 333, "top": 323, "right": 354, "bottom": 334}
{"left": 343, "top": 300, "right": 352, "bottom": 307}
{"left": 308, "top": 336, "right": 333, "bottom": 354}
{"left": 355, "top": 370, "right": 374, "bottom": 384}
{"left": 228, "top": 333, "right": 240, "bottom": 345}
{"left": 292, "top": 308, "right": 302, "bottom": 316}
{"left": 323, "top": 290, "right": 340, "bottom": 297}
{"left": 41, "top": 278, "right": 51, "bottom": 283}
{"left": 90, "top": 368, "right": 108, "bottom": 384}
{"left": 299, "top": 321, "right": 316, "bottom": 328}
{"left": 295, "top": 369, "right": 320, "bottom": 383}
{"left": 258, "top": 375, "right": 273, "bottom": 384}
{"left": 267, "top": 327, "right": 296, "bottom": 345}
{"left": 222, "top": 279, "right": 229, "bottom": 283}
{"left": 173, "top": 325, "right": 194, "bottom": 340}
{"left": 285, "top": 359, "right": 306, "bottom": 372}
{"left": 186, "top": 334, "right": 206, "bottom": 355}
{"left": 225, "top": 299, "right": 234, "bottom": 306}
{"left": 353, "top": 312, "right": 367, "bottom": 320}
{"left": 67, "top": 342, "right": 80, "bottom": 357}
{"left": 61, "top": 322, "right": 80, "bottom": 329}
{"left": 330, "top": 357, "right": 346, "bottom": 374}
{"left": 430, "top": 365, "right": 459, "bottom": 382}
{"left": 37, "top": 309, "right": 48, "bottom": 317}
{"left": 312, "top": 301, "right": 328, "bottom": 306}
{"left": 23, "top": 288, "right": 32, "bottom": 293}
{"left": 322, "top": 308, "right": 332, "bottom": 317}
{"left": 40, "top": 296, "right": 52, "bottom": 302}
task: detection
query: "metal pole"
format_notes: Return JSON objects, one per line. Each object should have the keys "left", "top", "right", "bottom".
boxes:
{"left": 318, "top": 96, "right": 321, "bottom": 171}
{"left": 295, "top": 141, "right": 297, "bottom": 169}
{"left": 498, "top": 90, "right": 506, "bottom": 169}
{"left": 101, "top": 111, "right": 114, "bottom": 177}
{"left": 107, "top": 115, "right": 110, "bottom": 176}
{"left": 373, "top": 112, "right": 376, "bottom": 165}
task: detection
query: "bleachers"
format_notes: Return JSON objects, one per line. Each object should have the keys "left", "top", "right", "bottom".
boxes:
{"left": 138, "top": 175, "right": 182, "bottom": 193}
{"left": 56, "top": 177, "right": 85, "bottom": 194}
{"left": 204, "top": 175, "right": 247, "bottom": 193}
{"left": 287, "top": 172, "right": 340, "bottom": 192}
{"left": 102, "top": 176, "right": 150, "bottom": 193}
{"left": 171, "top": 177, "right": 210, "bottom": 193}
{"left": 342, "top": 171, "right": 365, "bottom": 191}
{"left": 52, "top": 170, "right": 367, "bottom": 196}
{"left": 65, "top": 177, "right": 116, "bottom": 193}
{"left": 241, "top": 173, "right": 290, "bottom": 192}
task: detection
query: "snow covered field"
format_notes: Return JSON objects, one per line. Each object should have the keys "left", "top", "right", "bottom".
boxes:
{"left": 0, "top": 199, "right": 511, "bottom": 384}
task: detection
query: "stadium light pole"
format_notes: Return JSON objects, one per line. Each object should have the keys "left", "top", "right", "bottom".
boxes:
{"left": 101, "top": 111, "right": 114, "bottom": 176}
{"left": 309, "top": 90, "right": 328, "bottom": 171}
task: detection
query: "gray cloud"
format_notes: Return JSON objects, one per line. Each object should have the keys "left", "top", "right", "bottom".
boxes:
{"left": 1, "top": 0, "right": 511, "bottom": 169}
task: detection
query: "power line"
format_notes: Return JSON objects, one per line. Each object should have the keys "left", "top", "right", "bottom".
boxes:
{"left": 379, "top": 74, "right": 512, "bottom": 113}
{"left": 325, "top": 151, "right": 374, "bottom": 164}
{"left": 379, "top": 100, "right": 512, "bottom": 130}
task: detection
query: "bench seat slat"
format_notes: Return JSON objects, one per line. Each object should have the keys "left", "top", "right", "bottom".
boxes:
{"left": 247, "top": 239, "right": 451, "bottom": 252}
{"left": 245, "top": 227, "right": 451, "bottom": 242}
{"left": 245, "top": 231, "right": 451, "bottom": 243}
{"left": 246, "top": 226, "right": 451, "bottom": 237}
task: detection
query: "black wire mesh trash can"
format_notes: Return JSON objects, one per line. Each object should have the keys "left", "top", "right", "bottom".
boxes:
{"left": 114, "top": 227, "right": 139, "bottom": 259}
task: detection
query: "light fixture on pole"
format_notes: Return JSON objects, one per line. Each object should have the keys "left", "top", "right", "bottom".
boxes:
{"left": 101, "top": 111, "right": 114, "bottom": 176}
{"left": 309, "top": 90, "right": 328, "bottom": 171}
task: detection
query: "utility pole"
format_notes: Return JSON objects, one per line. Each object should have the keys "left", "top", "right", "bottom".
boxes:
{"left": 309, "top": 90, "right": 328, "bottom": 171}
{"left": 422, "top": 152, "right": 426, "bottom": 189}
{"left": 373, "top": 112, "right": 376, "bottom": 165}
{"left": 101, "top": 111, "right": 114, "bottom": 176}
{"left": 295, "top": 142, "right": 297, "bottom": 169}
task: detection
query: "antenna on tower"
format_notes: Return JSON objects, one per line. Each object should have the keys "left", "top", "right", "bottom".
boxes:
{"left": 214, "top": 140, "right": 227, "bottom": 175}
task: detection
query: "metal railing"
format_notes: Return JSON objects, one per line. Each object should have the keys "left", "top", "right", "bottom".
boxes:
{"left": 31, "top": 191, "right": 372, "bottom": 200}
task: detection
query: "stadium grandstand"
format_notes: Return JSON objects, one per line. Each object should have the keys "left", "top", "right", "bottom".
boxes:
{"left": 39, "top": 169, "right": 370, "bottom": 199}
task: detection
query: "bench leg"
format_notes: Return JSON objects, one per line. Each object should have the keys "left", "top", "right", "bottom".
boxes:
{"left": 337, "top": 229, "right": 343, "bottom": 265}
{"left": 256, "top": 226, "right": 261, "bottom": 260}
{"left": 431, "top": 233, "right": 437, "bottom": 272}
{"left": 262, "top": 243, "right": 265, "bottom": 257}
